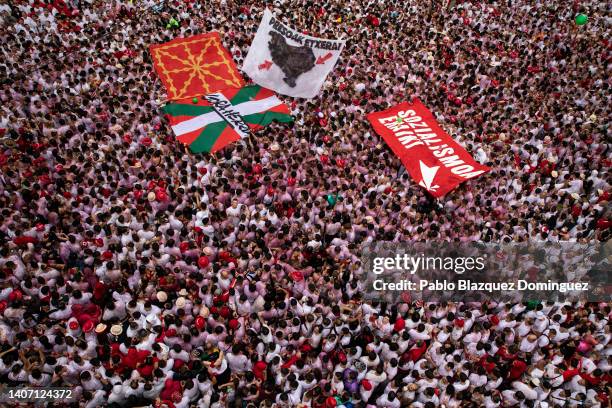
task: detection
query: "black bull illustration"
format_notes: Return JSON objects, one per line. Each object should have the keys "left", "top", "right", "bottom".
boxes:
{"left": 268, "top": 31, "right": 316, "bottom": 87}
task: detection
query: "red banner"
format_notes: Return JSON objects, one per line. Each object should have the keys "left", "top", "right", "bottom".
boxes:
{"left": 367, "top": 99, "right": 489, "bottom": 198}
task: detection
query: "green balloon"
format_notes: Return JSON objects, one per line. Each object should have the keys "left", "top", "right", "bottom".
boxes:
{"left": 575, "top": 14, "right": 588, "bottom": 26}
{"left": 192, "top": 97, "right": 198, "bottom": 104}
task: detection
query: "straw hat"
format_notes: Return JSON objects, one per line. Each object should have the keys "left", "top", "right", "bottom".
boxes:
{"left": 95, "top": 323, "right": 108, "bottom": 334}
{"left": 175, "top": 297, "right": 186, "bottom": 308}
{"left": 110, "top": 324, "right": 123, "bottom": 336}
{"left": 156, "top": 291, "right": 168, "bottom": 302}
{"left": 270, "top": 143, "right": 280, "bottom": 152}
{"left": 200, "top": 306, "right": 210, "bottom": 318}
{"left": 178, "top": 289, "right": 188, "bottom": 297}
{"left": 147, "top": 191, "right": 156, "bottom": 202}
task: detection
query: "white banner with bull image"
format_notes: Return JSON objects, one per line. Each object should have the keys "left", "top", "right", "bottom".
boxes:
{"left": 242, "top": 9, "right": 346, "bottom": 99}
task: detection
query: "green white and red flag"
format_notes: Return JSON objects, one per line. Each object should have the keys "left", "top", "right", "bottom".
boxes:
{"left": 163, "top": 85, "right": 292, "bottom": 153}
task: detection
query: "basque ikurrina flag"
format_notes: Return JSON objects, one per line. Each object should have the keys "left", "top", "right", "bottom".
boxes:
{"left": 163, "top": 85, "right": 292, "bottom": 153}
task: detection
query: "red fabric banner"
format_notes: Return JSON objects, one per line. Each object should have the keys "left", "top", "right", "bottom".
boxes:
{"left": 150, "top": 33, "right": 245, "bottom": 101}
{"left": 367, "top": 99, "right": 490, "bottom": 198}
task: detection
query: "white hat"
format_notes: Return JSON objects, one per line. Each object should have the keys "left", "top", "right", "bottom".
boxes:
{"left": 147, "top": 192, "right": 156, "bottom": 202}
{"left": 200, "top": 306, "right": 210, "bottom": 318}
{"left": 203, "top": 247, "right": 213, "bottom": 256}
{"left": 156, "top": 291, "right": 168, "bottom": 302}
{"left": 110, "top": 324, "right": 123, "bottom": 336}
{"left": 175, "top": 297, "right": 186, "bottom": 308}
{"left": 178, "top": 289, "right": 188, "bottom": 297}
{"left": 551, "top": 170, "right": 558, "bottom": 178}
{"left": 270, "top": 143, "right": 280, "bottom": 152}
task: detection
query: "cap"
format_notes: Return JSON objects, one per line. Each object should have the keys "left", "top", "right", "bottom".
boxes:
{"left": 82, "top": 320, "right": 94, "bottom": 333}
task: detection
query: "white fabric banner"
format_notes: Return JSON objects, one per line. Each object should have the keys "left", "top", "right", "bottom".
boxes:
{"left": 242, "top": 9, "right": 346, "bottom": 99}
{"left": 171, "top": 95, "right": 283, "bottom": 137}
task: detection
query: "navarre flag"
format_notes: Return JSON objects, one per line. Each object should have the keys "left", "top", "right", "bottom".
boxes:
{"left": 163, "top": 85, "right": 292, "bottom": 153}
{"left": 242, "top": 9, "right": 345, "bottom": 99}
{"left": 150, "top": 32, "right": 245, "bottom": 101}
{"left": 367, "top": 99, "right": 490, "bottom": 198}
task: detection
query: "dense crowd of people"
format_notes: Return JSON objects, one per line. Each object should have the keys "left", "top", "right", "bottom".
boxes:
{"left": 0, "top": 0, "right": 610, "bottom": 407}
